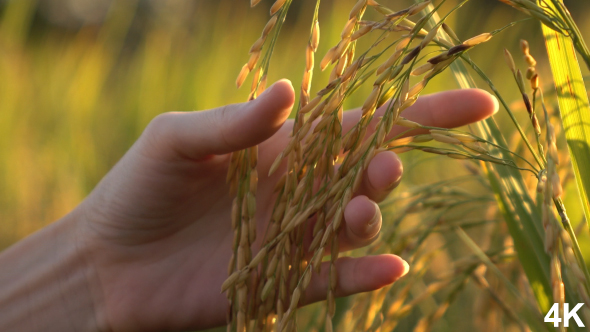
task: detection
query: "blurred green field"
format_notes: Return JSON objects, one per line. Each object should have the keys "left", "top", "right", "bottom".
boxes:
{"left": 1, "top": 0, "right": 590, "bottom": 330}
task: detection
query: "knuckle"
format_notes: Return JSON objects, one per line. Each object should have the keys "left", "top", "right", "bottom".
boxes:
{"left": 211, "top": 105, "right": 236, "bottom": 149}
{"left": 141, "top": 112, "right": 179, "bottom": 152}
{"left": 147, "top": 112, "right": 175, "bottom": 136}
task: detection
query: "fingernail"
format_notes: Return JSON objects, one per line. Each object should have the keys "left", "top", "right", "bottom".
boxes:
{"left": 386, "top": 153, "right": 403, "bottom": 191}
{"left": 261, "top": 79, "right": 292, "bottom": 97}
{"left": 401, "top": 259, "right": 410, "bottom": 277}
{"left": 491, "top": 95, "right": 499, "bottom": 114}
{"left": 367, "top": 201, "right": 380, "bottom": 227}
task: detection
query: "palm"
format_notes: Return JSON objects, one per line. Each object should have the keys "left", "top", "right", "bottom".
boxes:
{"left": 76, "top": 81, "right": 497, "bottom": 332}
{"left": 80, "top": 116, "right": 295, "bottom": 331}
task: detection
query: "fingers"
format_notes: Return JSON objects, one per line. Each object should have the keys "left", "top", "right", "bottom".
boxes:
{"left": 302, "top": 255, "right": 409, "bottom": 305}
{"left": 334, "top": 151, "right": 402, "bottom": 252}
{"left": 305, "top": 152, "right": 402, "bottom": 254}
{"left": 356, "top": 151, "right": 403, "bottom": 203}
{"left": 342, "top": 88, "right": 499, "bottom": 138}
{"left": 140, "top": 79, "right": 295, "bottom": 161}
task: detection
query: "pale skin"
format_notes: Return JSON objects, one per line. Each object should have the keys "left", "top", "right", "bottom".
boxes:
{"left": 0, "top": 79, "right": 497, "bottom": 332}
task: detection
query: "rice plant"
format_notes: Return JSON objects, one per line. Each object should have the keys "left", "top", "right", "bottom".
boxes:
{"left": 222, "top": 0, "right": 590, "bottom": 331}
{"left": 1, "top": 0, "right": 589, "bottom": 331}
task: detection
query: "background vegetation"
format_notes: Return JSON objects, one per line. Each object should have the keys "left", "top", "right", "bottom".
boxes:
{"left": 1, "top": 0, "right": 590, "bottom": 330}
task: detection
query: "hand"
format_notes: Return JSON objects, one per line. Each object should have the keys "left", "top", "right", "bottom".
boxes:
{"left": 68, "top": 80, "right": 497, "bottom": 331}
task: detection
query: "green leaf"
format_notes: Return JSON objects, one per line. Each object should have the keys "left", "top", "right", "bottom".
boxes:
{"left": 541, "top": 1, "right": 590, "bottom": 230}
{"left": 421, "top": 4, "right": 554, "bottom": 329}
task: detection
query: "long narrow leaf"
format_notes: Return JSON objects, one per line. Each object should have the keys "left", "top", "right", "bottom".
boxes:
{"left": 422, "top": 7, "right": 553, "bottom": 319}
{"left": 542, "top": 0, "right": 590, "bottom": 230}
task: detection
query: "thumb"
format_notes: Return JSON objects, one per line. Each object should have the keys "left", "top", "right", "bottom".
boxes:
{"left": 141, "top": 79, "right": 295, "bottom": 160}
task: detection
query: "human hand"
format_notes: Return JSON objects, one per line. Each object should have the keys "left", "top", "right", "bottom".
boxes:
{"left": 71, "top": 79, "right": 497, "bottom": 331}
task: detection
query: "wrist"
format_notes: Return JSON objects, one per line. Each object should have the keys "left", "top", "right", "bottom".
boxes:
{"left": 0, "top": 208, "right": 108, "bottom": 332}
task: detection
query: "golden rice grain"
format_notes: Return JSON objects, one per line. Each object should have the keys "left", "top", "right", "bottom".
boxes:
{"left": 362, "top": 86, "right": 380, "bottom": 114}
{"left": 375, "top": 66, "right": 392, "bottom": 85}
{"left": 525, "top": 66, "right": 536, "bottom": 79}
{"left": 396, "top": 118, "right": 422, "bottom": 129}
{"left": 332, "top": 207, "right": 344, "bottom": 230}
{"left": 249, "top": 37, "right": 265, "bottom": 54}
{"left": 314, "top": 114, "right": 333, "bottom": 133}
{"left": 420, "top": 25, "right": 440, "bottom": 48}
{"left": 413, "top": 134, "right": 433, "bottom": 143}
{"left": 400, "top": 97, "right": 418, "bottom": 111}
{"left": 222, "top": 271, "right": 241, "bottom": 292}
{"left": 524, "top": 54, "right": 537, "bottom": 67}
{"left": 396, "top": 37, "right": 412, "bottom": 52}
{"left": 302, "top": 70, "right": 312, "bottom": 92}
{"left": 261, "top": 277, "right": 275, "bottom": 301}
{"left": 335, "top": 54, "right": 348, "bottom": 76}
{"left": 249, "top": 247, "right": 267, "bottom": 269}
{"left": 305, "top": 45, "right": 315, "bottom": 72}
{"left": 408, "top": 1, "right": 431, "bottom": 16}
{"left": 349, "top": 0, "right": 367, "bottom": 19}
{"left": 520, "top": 39, "right": 529, "bottom": 55}
{"left": 504, "top": 49, "right": 516, "bottom": 73}
{"left": 248, "top": 51, "right": 261, "bottom": 70}
{"left": 309, "top": 229, "right": 324, "bottom": 251}
{"left": 266, "top": 255, "right": 279, "bottom": 278}
{"left": 463, "top": 32, "right": 492, "bottom": 47}
{"left": 250, "top": 67, "right": 263, "bottom": 92}
{"left": 289, "top": 288, "right": 301, "bottom": 309}
{"left": 309, "top": 99, "right": 328, "bottom": 120}
{"left": 263, "top": 15, "right": 279, "bottom": 37}
{"left": 258, "top": 75, "right": 268, "bottom": 94}
{"left": 321, "top": 223, "right": 335, "bottom": 249}
{"left": 321, "top": 46, "right": 337, "bottom": 71}
{"left": 333, "top": 37, "right": 351, "bottom": 62}
{"left": 270, "top": 0, "right": 287, "bottom": 16}
{"left": 411, "top": 62, "right": 434, "bottom": 76}
{"left": 341, "top": 58, "right": 361, "bottom": 82}
{"left": 530, "top": 73, "right": 539, "bottom": 89}
{"left": 377, "top": 49, "right": 402, "bottom": 75}
{"left": 442, "top": 23, "right": 459, "bottom": 42}
{"left": 328, "top": 65, "right": 339, "bottom": 82}
{"left": 311, "top": 20, "right": 320, "bottom": 51}
{"left": 431, "top": 133, "right": 461, "bottom": 144}
{"left": 268, "top": 152, "right": 284, "bottom": 176}
{"left": 300, "top": 95, "right": 322, "bottom": 114}
{"left": 236, "top": 64, "right": 250, "bottom": 88}
{"left": 408, "top": 79, "right": 426, "bottom": 99}
{"left": 463, "top": 142, "right": 489, "bottom": 154}
{"left": 341, "top": 18, "right": 357, "bottom": 39}
{"left": 327, "top": 290, "right": 336, "bottom": 316}
{"left": 350, "top": 25, "right": 372, "bottom": 41}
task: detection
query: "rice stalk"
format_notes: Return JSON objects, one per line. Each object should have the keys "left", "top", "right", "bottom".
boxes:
{"left": 222, "top": 0, "right": 590, "bottom": 330}
{"left": 422, "top": 0, "right": 559, "bottom": 319}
